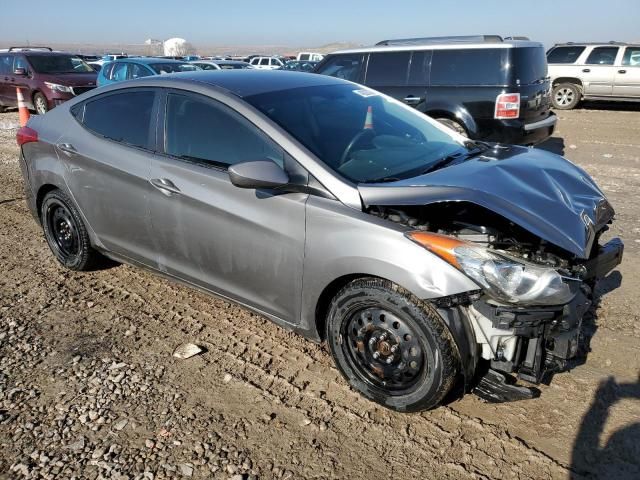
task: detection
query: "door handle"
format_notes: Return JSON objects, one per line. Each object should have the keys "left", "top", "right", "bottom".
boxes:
{"left": 582, "top": 68, "right": 591, "bottom": 73}
{"left": 403, "top": 95, "right": 423, "bottom": 105}
{"left": 150, "top": 178, "right": 181, "bottom": 196}
{"left": 56, "top": 143, "right": 78, "bottom": 156}
{"left": 618, "top": 69, "right": 627, "bottom": 74}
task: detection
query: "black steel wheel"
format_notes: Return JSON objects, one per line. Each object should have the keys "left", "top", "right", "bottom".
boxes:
{"left": 326, "top": 278, "right": 459, "bottom": 412}
{"left": 41, "top": 189, "right": 101, "bottom": 270}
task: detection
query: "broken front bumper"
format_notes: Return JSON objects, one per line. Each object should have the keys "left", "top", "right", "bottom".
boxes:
{"left": 470, "top": 238, "right": 623, "bottom": 400}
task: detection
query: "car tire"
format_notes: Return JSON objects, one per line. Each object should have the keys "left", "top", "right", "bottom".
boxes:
{"left": 41, "top": 189, "right": 102, "bottom": 271}
{"left": 326, "top": 277, "right": 459, "bottom": 412}
{"left": 33, "top": 92, "right": 48, "bottom": 115}
{"left": 435, "top": 117, "right": 468, "bottom": 137}
{"left": 552, "top": 83, "right": 581, "bottom": 110}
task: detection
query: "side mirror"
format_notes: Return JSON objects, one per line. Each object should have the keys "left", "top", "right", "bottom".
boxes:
{"left": 228, "top": 159, "right": 289, "bottom": 189}
{"left": 13, "top": 67, "right": 27, "bottom": 76}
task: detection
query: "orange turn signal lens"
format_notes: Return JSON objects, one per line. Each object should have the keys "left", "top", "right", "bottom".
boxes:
{"left": 405, "top": 231, "right": 467, "bottom": 268}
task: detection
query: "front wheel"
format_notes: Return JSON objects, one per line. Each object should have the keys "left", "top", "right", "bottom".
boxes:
{"left": 34, "top": 92, "right": 49, "bottom": 115}
{"left": 326, "top": 278, "right": 459, "bottom": 412}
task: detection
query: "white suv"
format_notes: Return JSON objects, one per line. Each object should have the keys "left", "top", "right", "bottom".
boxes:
{"left": 547, "top": 42, "right": 640, "bottom": 109}
{"left": 249, "top": 56, "right": 284, "bottom": 70}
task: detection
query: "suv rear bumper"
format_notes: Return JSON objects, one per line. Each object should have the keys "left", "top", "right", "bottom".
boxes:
{"left": 484, "top": 112, "right": 557, "bottom": 146}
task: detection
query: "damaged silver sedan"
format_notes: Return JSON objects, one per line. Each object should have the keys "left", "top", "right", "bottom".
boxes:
{"left": 17, "top": 71, "right": 623, "bottom": 412}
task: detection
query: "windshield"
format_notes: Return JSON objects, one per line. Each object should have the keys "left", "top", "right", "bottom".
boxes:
{"left": 28, "top": 55, "right": 94, "bottom": 74}
{"left": 149, "top": 63, "right": 199, "bottom": 74}
{"left": 245, "top": 84, "right": 464, "bottom": 183}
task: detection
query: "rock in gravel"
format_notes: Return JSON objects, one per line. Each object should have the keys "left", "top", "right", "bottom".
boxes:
{"left": 68, "top": 436, "right": 85, "bottom": 451}
{"left": 145, "top": 439, "right": 156, "bottom": 449}
{"left": 172, "top": 343, "right": 204, "bottom": 359}
{"left": 299, "top": 417, "right": 312, "bottom": 427}
{"left": 179, "top": 463, "right": 194, "bottom": 476}
{"left": 113, "top": 419, "right": 128, "bottom": 431}
{"left": 223, "top": 373, "right": 233, "bottom": 383}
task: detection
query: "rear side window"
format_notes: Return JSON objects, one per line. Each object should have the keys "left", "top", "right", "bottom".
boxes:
{"left": 316, "top": 54, "right": 364, "bottom": 82}
{"left": 164, "top": 93, "right": 283, "bottom": 168}
{"left": 366, "top": 52, "right": 410, "bottom": 86}
{"left": 430, "top": 49, "right": 509, "bottom": 86}
{"left": 407, "top": 50, "right": 429, "bottom": 85}
{"left": 585, "top": 47, "right": 619, "bottom": 65}
{"left": 108, "top": 63, "right": 128, "bottom": 81}
{"left": 260, "top": 58, "right": 269, "bottom": 66}
{"left": 622, "top": 47, "right": 640, "bottom": 66}
{"left": 82, "top": 91, "right": 155, "bottom": 149}
{"left": 130, "top": 63, "right": 152, "bottom": 79}
{"left": 546, "top": 46, "right": 585, "bottom": 64}
{"left": 512, "top": 47, "right": 548, "bottom": 84}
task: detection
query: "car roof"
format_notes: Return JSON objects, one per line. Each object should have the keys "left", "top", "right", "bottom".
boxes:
{"left": 113, "top": 70, "right": 347, "bottom": 97}
{"left": 552, "top": 42, "right": 639, "bottom": 47}
{"left": 332, "top": 40, "right": 542, "bottom": 54}
{"left": 112, "top": 57, "right": 189, "bottom": 65}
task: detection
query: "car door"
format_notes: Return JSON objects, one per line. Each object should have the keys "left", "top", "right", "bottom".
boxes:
{"left": 59, "top": 88, "right": 159, "bottom": 265}
{"left": 582, "top": 46, "right": 620, "bottom": 95}
{"left": 0, "top": 54, "right": 12, "bottom": 105}
{"left": 613, "top": 46, "right": 640, "bottom": 97}
{"left": 364, "top": 50, "right": 429, "bottom": 109}
{"left": 148, "top": 90, "right": 307, "bottom": 321}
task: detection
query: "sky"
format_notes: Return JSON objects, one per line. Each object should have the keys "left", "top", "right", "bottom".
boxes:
{"left": 1, "top": 0, "right": 639, "bottom": 49}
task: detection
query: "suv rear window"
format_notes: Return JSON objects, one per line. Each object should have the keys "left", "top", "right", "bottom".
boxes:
{"left": 430, "top": 49, "right": 509, "bottom": 86}
{"left": 82, "top": 91, "right": 155, "bottom": 149}
{"left": 547, "top": 46, "right": 585, "bottom": 64}
{"left": 512, "top": 47, "right": 548, "bottom": 84}
{"left": 366, "top": 52, "right": 411, "bottom": 85}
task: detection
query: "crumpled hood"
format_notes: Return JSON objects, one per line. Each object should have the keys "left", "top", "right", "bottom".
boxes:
{"left": 358, "top": 146, "right": 614, "bottom": 259}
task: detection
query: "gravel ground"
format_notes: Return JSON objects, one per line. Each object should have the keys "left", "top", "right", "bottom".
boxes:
{"left": 1, "top": 104, "right": 639, "bottom": 479}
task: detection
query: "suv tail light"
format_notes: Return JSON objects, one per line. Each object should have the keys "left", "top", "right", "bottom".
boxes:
{"left": 494, "top": 93, "right": 521, "bottom": 119}
{"left": 16, "top": 126, "right": 38, "bottom": 146}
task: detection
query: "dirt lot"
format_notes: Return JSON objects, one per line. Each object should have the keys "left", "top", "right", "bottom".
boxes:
{"left": 1, "top": 104, "right": 639, "bottom": 480}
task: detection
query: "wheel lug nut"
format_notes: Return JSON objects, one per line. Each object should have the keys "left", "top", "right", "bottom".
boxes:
{"left": 390, "top": 345, "right": 398, "bottom": 353}
{"left": 380, "top": 333, "right": 387, "bottom": 340}
{"left": 373, "top": 352, "right": 380, "bottom": 359}
{"left": 385, "top": 357, "right": 393, "bottom": 364}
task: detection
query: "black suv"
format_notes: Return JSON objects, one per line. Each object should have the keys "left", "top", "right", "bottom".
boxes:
{"left": 314, "top": 35, "right": 556, "bottom": 145}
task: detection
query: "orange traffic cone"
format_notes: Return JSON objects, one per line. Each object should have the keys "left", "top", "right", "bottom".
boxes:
{"left": 17, "top": 88, "right": 30, "bottom": 127}
{"left": 363, "top": 105, "right": 373, "bottom": 129}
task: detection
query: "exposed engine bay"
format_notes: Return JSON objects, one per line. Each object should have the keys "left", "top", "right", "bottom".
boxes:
{"left": 368, "top": 202, "right": 624, "bottom": 402}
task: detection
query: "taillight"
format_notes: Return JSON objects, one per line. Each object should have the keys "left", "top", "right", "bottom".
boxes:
{"left": 494, "top": 93, "right": 521, "bottom": 119}
{"left": 16, "top": 126, "right": 38, "bottom": 146}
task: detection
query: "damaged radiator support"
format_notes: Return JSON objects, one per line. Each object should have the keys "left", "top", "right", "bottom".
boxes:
{"left": 468, "top": 289, "right": 592, "bottom": 401}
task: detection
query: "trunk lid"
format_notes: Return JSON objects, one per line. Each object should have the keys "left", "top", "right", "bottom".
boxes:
{"left": 357, "top": 146, "right": 614, "bottom": 259}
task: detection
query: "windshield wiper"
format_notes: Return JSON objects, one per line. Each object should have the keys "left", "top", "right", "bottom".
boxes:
{"left": 421, "top": 144, "right": 488, "bottom": 175}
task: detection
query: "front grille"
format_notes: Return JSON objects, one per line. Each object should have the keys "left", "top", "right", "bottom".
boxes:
{"left": 71, "top": 86, "right": 96, "bottom": 96}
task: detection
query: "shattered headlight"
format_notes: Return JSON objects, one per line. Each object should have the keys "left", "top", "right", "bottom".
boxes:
{"left": 407, "top": 232, "right": 576, "bottom": 306}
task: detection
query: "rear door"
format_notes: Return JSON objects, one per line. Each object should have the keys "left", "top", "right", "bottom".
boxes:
{"left": 582, "top": 46, "right": 620, "bottom": 95}
{"left": 364, "top": 50, "right": 429, "bottom": 109}
{"left": 613, "top": 46, "right": 640, "bottom": 97}
{"left": 0, "top": 54, "right": 13, "bottom": 105}
{"left": 511, "top": 46, "right": 552, "bottom": 123}
{"left": 60, "top": 89, "right": 159, "bottom": 264}
{"left": 148, "top": 90, "right": 307, "bottom": 321}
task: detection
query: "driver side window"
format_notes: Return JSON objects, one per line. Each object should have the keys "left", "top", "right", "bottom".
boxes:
{"left": 165, "top": 93, "right": 284, "bottom": 169}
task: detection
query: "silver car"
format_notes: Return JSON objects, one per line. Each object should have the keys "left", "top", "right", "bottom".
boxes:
{"left": 17, "top": 71, "right": 623, "bottom": 411}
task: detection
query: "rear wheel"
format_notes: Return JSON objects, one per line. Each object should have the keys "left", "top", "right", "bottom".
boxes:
{"left": 326, "top": 278, "right": 459, "bottom": 412}
{"left": 41, "top": 189, "right": 102, "bottom": 270}
{"left": 435, "top": 117, "right": 468, "bottom": 136}
{"left": 34, "top": 92, "right": 48, "bottom": 115}
{"left": 552, "top": 83, "right": 581, "bottom": 110}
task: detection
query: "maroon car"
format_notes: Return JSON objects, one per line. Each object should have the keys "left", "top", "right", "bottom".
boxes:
{"left": 0, "top": 47, "right": 97, "bottom": 115}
